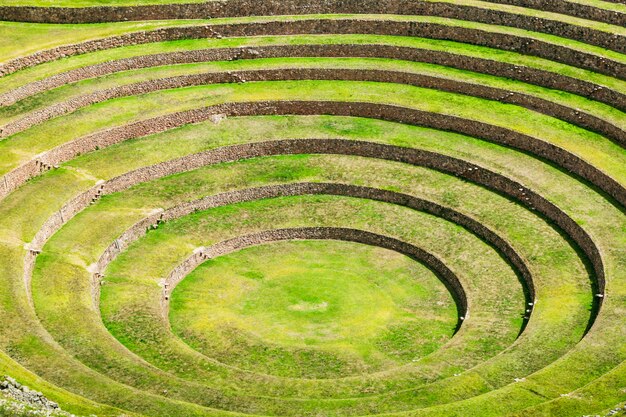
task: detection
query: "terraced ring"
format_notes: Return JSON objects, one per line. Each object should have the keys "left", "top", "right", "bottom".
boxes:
{"left": 0, "top": 2, "right": 624, "bottom": 417}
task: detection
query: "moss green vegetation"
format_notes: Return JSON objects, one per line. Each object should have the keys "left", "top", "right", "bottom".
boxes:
{"left": 26, "top": 116, "right": 592, "bottom": 407}
{"left": 1, "top": 79, "right": 625, "bottom": 202}
{"left": 0, "top": 1, "right": 623, "bottom": 45}
{"left": 51, "top": 154, "right": 525, "bottom": 398}
{"left": 3, "top": 30, "right": 625, "bottom": 96}
{"left": 0, "top": 110, "right": 621, "bottom": 415}
{"left": 171, "top": 240, "right": 458, "bottom": 378}
{"left": 0, "top": 4, "right": 624, "bottom": 417}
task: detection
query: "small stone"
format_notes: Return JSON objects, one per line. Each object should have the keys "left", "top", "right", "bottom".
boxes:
{"left": 209, "top": 114, "right": 226, "bottom": 124}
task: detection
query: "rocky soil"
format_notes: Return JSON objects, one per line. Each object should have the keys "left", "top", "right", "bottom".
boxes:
{"left": 0, "top": 376, "right": 76, "bottom": 417}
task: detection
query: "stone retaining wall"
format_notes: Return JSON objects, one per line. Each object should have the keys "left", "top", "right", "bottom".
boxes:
{"left": 0, "top": 19, "right": 622, "bottom": 84}
{"left": 3, "top": 101, "right": 624, "bottom": 218}
{"left": 164, "top": 227, "right": 469, "bottom": 327}
{"left": 24, "top": 138, "right": 604, "bottom": 333}
{"left": 4, "top": 100, "right": 621, "bottom": 322}
{"left": 0, "top": 377, "right": 60, "bottom": 412}
{"left": 479, "top": 0, "right": 625, "bottom": 26}
{"left": 93, "top": 182, "right": 533, "bottom": 318}
{"left": 2, "top": 67, "right": 623, "bottom": 153}
{"left": 0, "top": 0, "right": 622, "bottom": 58}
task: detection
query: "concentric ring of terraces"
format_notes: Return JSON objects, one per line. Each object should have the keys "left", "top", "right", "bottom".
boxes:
{"left": 0, "top": 1, "right": 624, "bottom": 416}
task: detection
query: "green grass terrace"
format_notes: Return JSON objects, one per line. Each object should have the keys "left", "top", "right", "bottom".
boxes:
{"left": 0, "top": 1, "right": 624, "bottom": 417}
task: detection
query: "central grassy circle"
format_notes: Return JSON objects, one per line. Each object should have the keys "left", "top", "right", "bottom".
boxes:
{"left": 170, "top": 240, "right": 458, "bottom": 378}
{"left": 237, "top": 264, "right": 399, "bottom": 345}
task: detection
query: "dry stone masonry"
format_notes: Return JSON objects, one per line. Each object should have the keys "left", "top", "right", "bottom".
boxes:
{"left": 0, "top": 0, "right": 623, "bottom": 58}
{"left": 2, "top": 67, "right": 623, "bottom": 149}
{"left": 0, "top": 377, "right": 72, "bottom": 416}
{"left": 163, "top": 227, "right": 469, "bottom": 328}
{"left": 1, "top": 22, "right": 624, "bottom": 102}
{"left": 1, "top": 1, "right": 624, "bottom": 415}
{"left": 25, "top": 138, "right": 603, "bottom": 330}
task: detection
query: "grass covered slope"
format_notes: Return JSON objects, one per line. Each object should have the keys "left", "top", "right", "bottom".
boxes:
{"left": 0, "top": 1, "right": 624, "bottom": 417}
{"left": 171, "top": 240, "right": 459, "bottom": 378}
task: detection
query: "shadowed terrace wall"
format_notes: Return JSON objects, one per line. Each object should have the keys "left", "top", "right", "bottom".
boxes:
{"left": 0, "top": 0, "right": 622, "bottom": 58}
{"left": 163, "top": 227, "right": 469, "bottom": 329}
{"left": 3, "top": 101, "right": 625, "bottom": 219}
{"left": 1, "top": 19, "right": 623, "bottom": 82}
{"left": 89, "top": 182, "right": 538, "bottom": 320}
{"left": 23, "top": 138, "right": 603, "bottom": 329}
{"left": 2, "top": 66, "right": 623, "bottom": 151}
{"left": 478, "top": 0, "right": 625, "bottom": 26}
